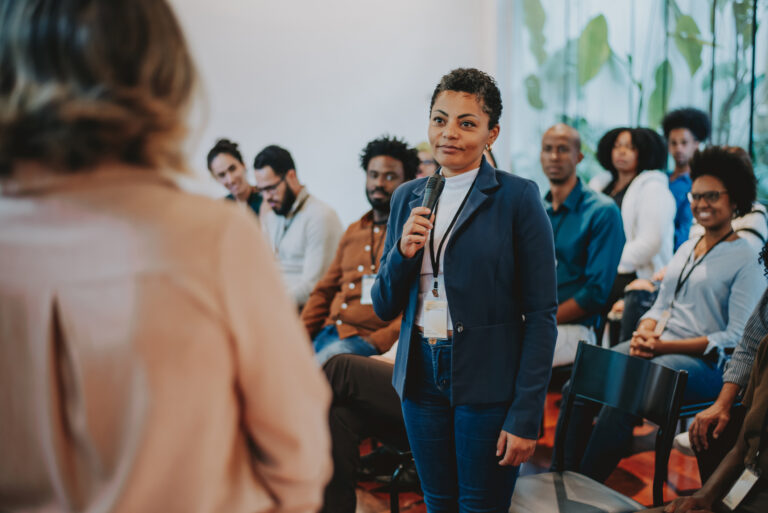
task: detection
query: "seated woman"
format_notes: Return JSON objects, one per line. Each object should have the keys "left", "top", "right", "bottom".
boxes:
{"left": 590, "top": 127, "right": 676, "bottom": 294}
{"left": 554, "top": 146, "right": 766, "bottom": 483}
{"left": 617, "top": 147, "right": 766, "bottom": 342}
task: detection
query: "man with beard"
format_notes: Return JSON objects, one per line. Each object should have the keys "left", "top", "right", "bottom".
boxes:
{"left": 541, "top": 124, "right": 625, "bottom": 365}
{"left": 301, "top": 136, "right": 418, "bottom": 364}
{"left": 254, "top": 145, "right": 343, "bottom": 308}
{"left": 662, "top": 107, "right": 711, "bottom": 250}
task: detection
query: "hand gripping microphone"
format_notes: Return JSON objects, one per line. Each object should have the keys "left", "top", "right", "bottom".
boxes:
{"left": 421, "top": 172, "right": 445, "bottom": 218}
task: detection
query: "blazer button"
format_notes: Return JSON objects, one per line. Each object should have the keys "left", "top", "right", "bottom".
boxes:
{"left": 455, "top": 323, "right": 464, "bottom": 333}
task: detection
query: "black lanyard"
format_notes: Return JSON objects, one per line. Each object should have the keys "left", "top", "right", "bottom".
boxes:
{"left": 673, "top": 230, "right": 734, "bottom": 299}
{"left": 369, "top": 223, "right": 387, "bottom": 272}
{"left": 428, "top": 178, "right": 476, "bottom": 297}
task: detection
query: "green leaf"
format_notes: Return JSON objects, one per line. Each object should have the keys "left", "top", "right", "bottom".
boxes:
{"left": 522, "top": 0, "right": 547, "bottom": 65}
{"left": 524, "top": 74, "right": 545, "bottom": 110}
{"left": 674, "top": 15, "right": 703, "bottom": 76}
{"left": 733, "top": 0, "right": 753, "bottom": 44}
{"left": 577, "top": 15, "right": 611, "bottom": 86}
{"left": 648, "top": 60, "right": 674, "bottom": 129}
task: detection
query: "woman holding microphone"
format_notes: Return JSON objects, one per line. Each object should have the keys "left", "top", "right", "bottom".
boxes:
{"left": 372, "top": 68, "right": 558, "bottom": 512}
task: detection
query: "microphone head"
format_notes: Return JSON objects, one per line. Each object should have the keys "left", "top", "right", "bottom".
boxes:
{"left": 421, "top": 172, "right": 445, "bottom": 212}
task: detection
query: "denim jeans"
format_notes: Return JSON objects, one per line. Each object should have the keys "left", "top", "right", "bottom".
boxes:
{"left": 401, "top": 336, "right": 517, "bottom": 513}
{"left": 312, "top": 325, "right": 377, "bottom": 366}
{"left": 551, "top": 341, "right": 724, "bottom": 482}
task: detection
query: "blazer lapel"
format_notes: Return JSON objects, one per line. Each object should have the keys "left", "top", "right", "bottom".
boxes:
{"left": 450, "top": 158, "right": 498, "bottom": 241}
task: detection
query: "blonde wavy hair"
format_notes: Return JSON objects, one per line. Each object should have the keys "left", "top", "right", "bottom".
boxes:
{"left": 0, "top": 0, "right": 195, "bottom": 175}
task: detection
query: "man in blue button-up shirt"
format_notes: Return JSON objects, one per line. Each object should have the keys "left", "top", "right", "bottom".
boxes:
{"left": 541, "top": 124, "right": 625, "bottom": 366}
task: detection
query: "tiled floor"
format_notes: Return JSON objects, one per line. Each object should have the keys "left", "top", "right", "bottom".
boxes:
{"left": 355, "top": 391, "right": 702, "bottom": 512}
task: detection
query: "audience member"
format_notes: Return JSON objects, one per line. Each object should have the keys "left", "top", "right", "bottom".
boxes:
{"left": 321, "top": 349, "right": 406, "bottom": 513}
{"left": 302, "top": 136, "right": 418, "bottom": 364}
{"left": 555, "top": 146, "right": 765, "bottom": 484}
{"left": 416, "top": 141, "right": 438, "bottom": 178}
{"left": 662, "top": 108, "right": 711, "bottom": 251}
{"left": 254, "top": 145, "right": 343, "bottom": 307}
{"left": 690, "top": 147, "right": 768, "bottom": 254}
{"left": 652, "top": 327, "right": 768, "bottom": 512}
{"left": 207, "top": 138, "right": 262, "bottom": 216}
{"left": 0, "top": 1, "right": 331, "bottom": 512}
{"left": 690, "top": 274, "right": 768, "bottom": 482}
{"left": 373, "top": 68, "right": 558, "bottom": 512}
{"left": 540, "top": 124, "right": 625, "bottom": 365}
{"left": 590, "top": 128, "right": 675, "bottom": 298}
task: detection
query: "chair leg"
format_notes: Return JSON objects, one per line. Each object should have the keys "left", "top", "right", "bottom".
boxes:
{"left": 654, "top": 429, "right": 674, "bottom": 507}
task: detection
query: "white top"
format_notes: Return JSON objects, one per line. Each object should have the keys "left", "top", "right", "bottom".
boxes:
{"left": 260, "top": 187, "right": 343, "bottom": 307}
{"left": 415, "top": 168, "right": 479, "bottom": 331}
{"left": 590, "top": 170, "right": 676, "bottom": 279}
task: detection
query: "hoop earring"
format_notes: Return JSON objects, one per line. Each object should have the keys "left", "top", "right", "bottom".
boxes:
{"left": 485, "top": 144, "right": 491, "bottom": 152}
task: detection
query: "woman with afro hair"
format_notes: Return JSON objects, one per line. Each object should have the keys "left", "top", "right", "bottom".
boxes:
{"left": 590, "top": 127, "right": 676, "bottom": 284}
{"left": 556, "top": 145, "right": 766, "bottom": 484}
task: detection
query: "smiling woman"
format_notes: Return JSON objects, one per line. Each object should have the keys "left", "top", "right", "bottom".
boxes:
{"left": 372, "top": 68, "right": 558, "bottom": 512}
{"left": 555, "top": 145, "right": 765, "bottom": 485}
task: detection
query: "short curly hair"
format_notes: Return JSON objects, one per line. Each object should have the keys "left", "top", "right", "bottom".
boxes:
{"left": 359, "top": 135, "right": 419, "bottom": 181}
{"left": 429, "top": 68, "right": 502, "bottom": 129}
{"left": 596, "top": 127, "right": 667, "bottom": 178}
{"left": 661, "top": 107, "right": 711, "bottom": 141}
{"left": 206, "top": 139, "right": 244, "bottom": 171}
{"left": 0, "top": 0, "right": 195, "bottom": 176}
{"left": 690, "top": 146, "right": 756, "bottom": 218}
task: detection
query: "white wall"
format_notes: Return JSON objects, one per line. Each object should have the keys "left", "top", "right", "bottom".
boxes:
{"left": 170, "top": 0, "right": 499, "bottom": 225}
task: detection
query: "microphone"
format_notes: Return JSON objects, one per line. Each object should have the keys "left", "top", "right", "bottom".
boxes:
{"left": 421, "top": 172, "right": 445, "bottom": 218}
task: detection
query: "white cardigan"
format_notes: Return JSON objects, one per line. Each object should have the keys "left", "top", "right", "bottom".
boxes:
{"left": 590, "top": 170, "right": 676, "bottom": 279}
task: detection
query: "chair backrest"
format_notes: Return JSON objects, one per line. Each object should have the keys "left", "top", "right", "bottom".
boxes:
{"left": 567, "top": 342, "right": 687, "bottom": 427}
{"left": 554, "top": 342, "right": 688, "bottom": 507}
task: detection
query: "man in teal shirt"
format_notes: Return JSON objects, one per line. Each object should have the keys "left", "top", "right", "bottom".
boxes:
{"left": 541, "top": 124, "right": 625, "bottom": 365}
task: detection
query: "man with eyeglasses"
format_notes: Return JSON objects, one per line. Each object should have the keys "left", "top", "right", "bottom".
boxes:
{"left": 301, "top": 135, "right": 418, "bottom": 364}
{"left": 254, "top": 144, "right": 343, "bottom": 308}
{"left": 541, "top": 123, "right": 625, "bottom": 365}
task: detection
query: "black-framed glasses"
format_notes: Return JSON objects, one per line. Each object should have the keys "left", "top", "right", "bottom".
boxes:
{"left": 687, "top": 190, "right": 729, "bottom": 204}
{"left": 257, "top": 175, "right": 286, "bottom": 195}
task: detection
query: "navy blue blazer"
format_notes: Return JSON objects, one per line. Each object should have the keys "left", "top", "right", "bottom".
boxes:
{"left": 372, "top": 158, "right": 558, "bottom": 439}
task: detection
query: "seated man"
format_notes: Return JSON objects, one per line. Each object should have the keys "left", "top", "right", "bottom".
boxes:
{"left": 301, "top": 136, "right": 417, "bottom": 364}
{"left": 540, "top": 124, "right": 625, "bottom": 366}
{"left": 207, "top": 138, "right": 262, "bottom": 216}
{"left": 689, "top": 282, "right": 768, "bottom": 482}
{"left": 254, "top": 145, "right": 343, "bottom": 308}
{"left": 650, "top": 322, "right": 768, "bottom": 512}
{"left": 322, "top": 348, "right": 406, "bottom": 513}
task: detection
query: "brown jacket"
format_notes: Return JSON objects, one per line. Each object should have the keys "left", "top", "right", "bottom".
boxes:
{"left": 0, "top": 166, "right": 331, "bottom": 513}
{"left": 301, "top": 211, "right": 401, "bottom": 353}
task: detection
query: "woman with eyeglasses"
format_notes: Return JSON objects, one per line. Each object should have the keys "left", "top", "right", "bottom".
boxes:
{"left": 554, "top": 145, "right": 766, "bottom": 483}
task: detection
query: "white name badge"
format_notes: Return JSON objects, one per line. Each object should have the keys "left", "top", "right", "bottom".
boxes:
{"left": 421, "top": 299, "right": 448, "bottom": 339}
{"left": 722, "top": 467, "right": 760, "bottom": 510}
{"left": 360, "top": 274, "right": 376, "bottom": 305}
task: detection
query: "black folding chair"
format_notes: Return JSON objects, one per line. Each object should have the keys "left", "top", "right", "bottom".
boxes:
{"left": 509, "top": 342, "right": 688, "bottom": 512}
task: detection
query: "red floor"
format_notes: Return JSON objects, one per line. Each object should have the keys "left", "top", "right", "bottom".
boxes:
{"left": 355, "top": 391, "right": 702, "bottom": 512}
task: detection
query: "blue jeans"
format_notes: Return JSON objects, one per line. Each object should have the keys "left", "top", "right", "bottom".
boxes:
{"left": 402, "top": 336, "right": 517, "bottom": 513}
{"left": 312, "top": 325, "right": 377, "bottom": 366}
{"left": 552, "top": 341, "right": 724, "bottom": 482}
